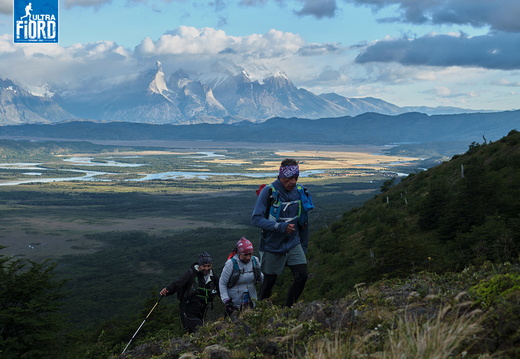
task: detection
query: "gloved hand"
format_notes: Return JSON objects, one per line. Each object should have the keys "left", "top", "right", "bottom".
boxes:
{"left": 224, "top": 299, "right": 236, "bottom": 312}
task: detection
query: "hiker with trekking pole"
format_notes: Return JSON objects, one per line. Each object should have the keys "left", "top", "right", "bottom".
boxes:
{"left": 159, "top": 251, "right": 219, "bottom": 333}
{"left": 219, "top": 237, "right": 263, "bottom": 317}
{"left": 252, "top": 158, "right": 314, "bottom": 307}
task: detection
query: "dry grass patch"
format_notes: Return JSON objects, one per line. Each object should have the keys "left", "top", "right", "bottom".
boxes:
{"left": 249, "top": 150, "right": 420, "bottom": 172}
{"left": 303, "top": 306, "right": 483, "bottom": 359}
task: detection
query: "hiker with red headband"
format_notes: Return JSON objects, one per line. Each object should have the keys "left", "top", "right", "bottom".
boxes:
{"left": 219, "top": 237, "right": 263, "bottom": 316}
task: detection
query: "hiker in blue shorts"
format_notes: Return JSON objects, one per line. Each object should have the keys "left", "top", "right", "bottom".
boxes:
{"left": 251, "top": 158, "right": 314, "bottom": 307}
{"left": 219, "top": 237, "right": 263, "bottom": 316}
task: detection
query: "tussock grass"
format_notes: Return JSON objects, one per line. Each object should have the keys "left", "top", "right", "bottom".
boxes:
{"left": 303, "top": 306, "right": 483, "bottom": 359}
{"left": 303, "top": 332, "right": 374, "bottom": 359}
{"left": 383, "top": 306, "right": 482, "bottom": 359}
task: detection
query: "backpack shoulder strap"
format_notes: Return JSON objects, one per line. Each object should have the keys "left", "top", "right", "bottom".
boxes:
{"left": 264, "top": 184, "right": 277, "bottom": 219}
{"left": 252, "top": 257, "right": 261, "bottom": 284}
{"left": 231, "top": 257, "right": 239, "bottom": 271}
{"left": 267, "top": 184, "right": 277, "bottom": 198}
{"left": 227, "top": 258, "right": 241, "bottom": 288}
{"left": 178, "top": 267, "right": 197, "bottom": 301}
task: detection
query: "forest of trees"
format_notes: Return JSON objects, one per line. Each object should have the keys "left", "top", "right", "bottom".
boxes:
{"left": 0, "top": 250, "right": 67, "bottom": 358}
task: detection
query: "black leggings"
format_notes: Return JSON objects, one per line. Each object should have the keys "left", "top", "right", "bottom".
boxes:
{"left": 259, "top": 263, "right": 308, "bottom": 307}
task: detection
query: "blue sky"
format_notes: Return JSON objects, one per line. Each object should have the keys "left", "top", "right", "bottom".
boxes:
{"left": 1, "top": 0, "right": 520, "bottom": 111}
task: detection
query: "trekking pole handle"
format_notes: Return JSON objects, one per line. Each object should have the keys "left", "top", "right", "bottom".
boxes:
{"left": 144, "top": 295, "right": 163, "bottom": 319}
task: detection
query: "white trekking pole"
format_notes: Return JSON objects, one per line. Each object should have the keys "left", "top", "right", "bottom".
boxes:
{"left": 121, "top": 296, "right": 163, "bottom": 354}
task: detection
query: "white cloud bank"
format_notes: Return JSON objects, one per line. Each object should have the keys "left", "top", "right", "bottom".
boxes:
{"left": 0, "top": 26, "right": 341, "bottom": 90}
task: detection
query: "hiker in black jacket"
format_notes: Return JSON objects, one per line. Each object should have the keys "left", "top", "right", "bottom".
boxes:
{"left": 160, "top": 252, "right": 219, "bottom": 333}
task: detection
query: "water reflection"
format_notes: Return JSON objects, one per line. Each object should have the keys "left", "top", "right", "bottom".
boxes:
{"left": 0, "top": 157, "right": 323, "bottom": 185}
{"left": 128, "top": 170, "right": 322, "bottom": 181}
{"left": 63, "top": 157, "right": 145, "bottom": 167}
{"left": 181, "top": 151, "right": 226, "bottom": 159}
{"left": 0, "top": 169, "right": 110, "bottom": 186}
{"left": 0, "top": 163, "right": 45, "bottom": 170}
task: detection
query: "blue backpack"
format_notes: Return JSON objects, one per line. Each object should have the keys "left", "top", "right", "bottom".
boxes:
{"left": 260, "top": 183, "right": 314, "bottom": 225}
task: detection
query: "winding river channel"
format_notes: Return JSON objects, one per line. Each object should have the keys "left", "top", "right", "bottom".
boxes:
{"left": 0, "top": 153, "right": 324, "bottom": 186}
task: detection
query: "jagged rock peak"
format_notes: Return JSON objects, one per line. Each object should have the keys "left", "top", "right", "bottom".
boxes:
{"left": 272, "top": 71, "right": 289, "bottom": 80}
{"left": 148, "top": 62, "right": 168, "bottom": 95}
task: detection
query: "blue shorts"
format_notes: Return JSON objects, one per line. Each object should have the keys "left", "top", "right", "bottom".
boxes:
{"left": 259, "top": 244, "right": 307, "bottom": 275}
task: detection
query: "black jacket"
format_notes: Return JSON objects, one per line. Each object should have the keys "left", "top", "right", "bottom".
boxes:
{"left": 165, "top": 263, "right": 219, "bottom": 308}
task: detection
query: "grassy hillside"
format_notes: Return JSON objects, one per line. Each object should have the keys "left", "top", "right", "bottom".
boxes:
{"left": 104, "top": 130, "right": 520, "bottom": 359}
{"left": 3, "top": 132, "right": 520, "bottom": 358}
{"left": 112, "top": 263, "right": 519, "bottom": 359}
{"left": 108, "top": 130, "right": 520, "bottom": 359}
{"left": 304, "top": 130, "right": 520, "bottom": 301}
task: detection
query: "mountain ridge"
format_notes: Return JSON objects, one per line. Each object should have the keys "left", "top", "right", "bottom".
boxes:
{"left": 0, "top": 61, "right": 493, "bottom": 126}
{"left": 0, "top": 110, "right": 517, "bottom": 147}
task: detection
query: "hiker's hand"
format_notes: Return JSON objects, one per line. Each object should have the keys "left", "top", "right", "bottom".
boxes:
{"left": 285, "top": 224, "right": 296, "bottom": 234}
{"left": 225, "top": 299, "right": 235, "bottom": 312}
{"left": 160, "top": 288, "right": 169, "bottom": 296}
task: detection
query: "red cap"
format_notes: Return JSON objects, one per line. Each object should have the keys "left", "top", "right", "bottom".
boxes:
{"left": 236, "top": 237, "right": 253, "bottom": 255}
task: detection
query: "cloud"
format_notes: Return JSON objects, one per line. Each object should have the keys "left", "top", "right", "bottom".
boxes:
{"left": 0, "top": 26, "right": 342, "bottom": 91}
{"left": 0, "top": 0, "right": 12, "bottom": 15}
{"left": 355, "top": 32, "right": 520, "bottom": 70}
{"left": 238, "top": 0, "right": 270, "bottom": 6}
{"left": 238, "top": 0, "right": 339, "bottom": 19}
{"left": 63, "top": 0, "right": 113, "bottom": 9}
{"left": 62, "top": 0, "right": 194, "bottom": 9}
{"left": 297, "top": 43, "right": 343, "bottom": 56}
{"left": 348, "top": 0, "right": 520, "bottom": 33}
{"left": 294, "top": 0, "right": 337, "bottom": 18}
{"left": 493, "top": 78, "right": 520, "bottom": 87}
{"left": 421, "top": 86, "right": 479, "bottom": 108}
{"left": 59, "top": 0, "right": 341, "bottom": 20}
{"left": 317, "top": 66, "right": 342, "bottom": 81}
{"left": 0, "top": 35, "right": 136, "bottom": 87}
{"left": 428, "top": 86, "right": 452, "bottom": 97}
{"left": 135, "top": 26, "right": 308, "bottom": 59}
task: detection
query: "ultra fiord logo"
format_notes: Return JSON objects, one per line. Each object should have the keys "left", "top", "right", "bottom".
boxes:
{"left": 14, "top": 0, "right": 58, "bottom": 43}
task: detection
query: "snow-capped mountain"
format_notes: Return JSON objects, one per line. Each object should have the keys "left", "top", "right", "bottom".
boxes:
{"left": 53, "top": 61, "right": 181, "bottom": 124}
{"left": 208, "top": 70, "right": 348, "bottom": 121}
{"left": 168, "top": 69, "right": 230, "bottom": 122}
{"left": 0, "top": 61, "right": 485, "bottom": 126}
{"left": 48, "top": 61, "right": 354, "bottom": 124}
{"left": 51, "top": 61, "right": 231, "bottom": 124}
{"left": 0, "top": 78, "right": 75, "bottom": 125}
